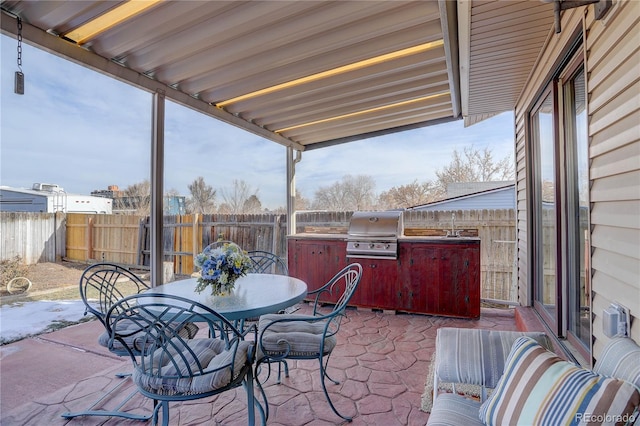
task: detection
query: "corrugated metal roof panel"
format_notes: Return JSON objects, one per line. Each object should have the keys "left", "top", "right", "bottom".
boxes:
{"left": 1, "top": 0, "right": 459, "bottom": 149}
{"left": 1, "top": 0, "right": 560, "bottom": 146}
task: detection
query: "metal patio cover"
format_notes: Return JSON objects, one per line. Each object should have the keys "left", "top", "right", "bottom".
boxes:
{"left": 1, "top": 0, "right": 554, "bottom": 151}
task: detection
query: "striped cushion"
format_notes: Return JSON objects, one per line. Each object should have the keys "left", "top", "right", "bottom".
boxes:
{"left": 435, "top": 327, "right": 551, "bottom": 388}
{"left": 427, "top": 393, "right": 483, "bottom": 426}
{"left": 594, "top": 337, "right": 640, "bottom": 388}
{"left": 479, "top": 337, "right": 640, "bottom": 426}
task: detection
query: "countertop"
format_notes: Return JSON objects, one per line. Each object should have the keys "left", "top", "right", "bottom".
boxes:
{"left": 287, "top": 233, "right": 480, "bottom": 242}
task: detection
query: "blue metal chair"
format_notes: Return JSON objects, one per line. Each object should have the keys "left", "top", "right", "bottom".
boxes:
{"left": 105, "top": 293, "right": 261, "bottom": 426}
{"left": 247, "top": 250, "right": 288, "bottom": 276}
{"left": 61, "top": 263, "right": 198, "bottom": 421}
{"left": 255, "top": 263, "right": 363, "bottom": 422}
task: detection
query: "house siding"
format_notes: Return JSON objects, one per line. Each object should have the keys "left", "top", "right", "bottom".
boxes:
{"left": 585, "top": 0, "right": 640, "bottom": 357}
{"left": 515, "top": 1, "right": 640, "bottom": 360}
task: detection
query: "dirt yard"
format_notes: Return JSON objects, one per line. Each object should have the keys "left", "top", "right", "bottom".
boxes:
{"left": 0, "top": 261, "right": 153, "bottom": 303}
{"left": 0, "top": 261, "right": 86, "bottom": 300}
{"left": 25, "top": 261, "right": 88, "bottom": 291}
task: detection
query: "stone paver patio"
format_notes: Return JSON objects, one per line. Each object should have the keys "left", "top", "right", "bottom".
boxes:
{"left": 1, "top": 303, "right": 522, "bottom": 425}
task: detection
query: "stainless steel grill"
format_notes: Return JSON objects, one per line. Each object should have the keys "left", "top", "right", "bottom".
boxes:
{"left": 346, "top": 211, "right": 403, "bottom": 259}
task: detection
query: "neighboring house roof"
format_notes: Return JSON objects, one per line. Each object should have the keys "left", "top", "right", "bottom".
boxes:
{"left": 408, "top": 183, "right": 515, "bottom": 211}
{"left": 446, "top": 181, "right": 515, "bottom": 198}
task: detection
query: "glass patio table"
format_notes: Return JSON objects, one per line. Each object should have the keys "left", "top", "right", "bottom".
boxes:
{"left": 141, "top": 273, "right": 307, "bottom": 323}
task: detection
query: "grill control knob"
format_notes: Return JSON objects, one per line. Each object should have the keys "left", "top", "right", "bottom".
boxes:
{"left": 385, "top": 243, "right": 390, "bottom": 249}
{"left": 369, "top": 243, "right": 375, "bottom": 249}
{"left": 353, "top": 242, "right": 359, "bottom": 248}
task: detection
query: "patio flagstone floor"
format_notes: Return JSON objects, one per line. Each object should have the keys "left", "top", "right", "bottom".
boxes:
{"left": 1, "top": 303, "right": 521, "bottom": 425}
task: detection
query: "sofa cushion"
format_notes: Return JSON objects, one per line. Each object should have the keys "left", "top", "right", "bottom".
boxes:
{"left": 435, "top": 327, "right": 551, "bottom": 388}
{"left": 594, "top": 337, "right": 640, "bottom": 388}
{"left": 479, "top": 337, "right": 640, "bottom": 426}
{"left": 427, "top": 393, "right": 483, "bottom": 426}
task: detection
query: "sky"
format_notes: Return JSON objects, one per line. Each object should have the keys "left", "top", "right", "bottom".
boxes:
{"left": 1, "top": 34, "right": 515, "bottom": 210}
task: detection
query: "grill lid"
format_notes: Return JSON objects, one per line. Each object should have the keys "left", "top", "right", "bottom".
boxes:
{"left": 347, "top": 211, "right": 403, "bottom": 238}
{"left": 346, "top": 211, "right": 403, "bottom": 259}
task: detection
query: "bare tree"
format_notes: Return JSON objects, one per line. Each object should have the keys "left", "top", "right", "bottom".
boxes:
{"left": 221, "top": 180, "right": 260, "bottom": 214}
{"left": 243, "top": 194, "right": 262, "bottom": 213}
{"left": 295, "top": 189, "right": 310, "bottom": 211}
{"left": 116, "top": 180, "right": 151, "bottom": 215}
{"left": 434, "top": 145, "right": 514, "bottom": 198}
{"left": 377, "top": 179, "right": 438, "bottom": 209}
{"left": 313, "top": 174, "right": 376, "bottom": 211}
{"left": 187, "top": 177, "right": 216, "bottom": 214}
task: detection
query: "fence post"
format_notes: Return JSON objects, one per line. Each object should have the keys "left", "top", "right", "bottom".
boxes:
{"left": 87, "top": 216, "right": 94, "bottom": 261}
{"left": 193, "top": 213, "right": 200, "bottom": 259}
{"left": 272, "top": 215, "right": 280, "bottom": 255}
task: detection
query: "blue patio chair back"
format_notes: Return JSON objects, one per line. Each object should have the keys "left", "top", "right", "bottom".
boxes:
{"left": 106, "top": 293, "right": 260, "bottom": 426}
{"left": 247, "top": 250, "right": 288, "bottom": 275}
{"left": 79, "top": 263, "right": 149, "bottom": 334}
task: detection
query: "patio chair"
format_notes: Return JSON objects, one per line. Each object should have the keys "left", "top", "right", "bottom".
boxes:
{"left": 105, "top": 293, "right": 261, "bottom": 426}
{"left": 255, "top": 263, "right": 363, "bottom": 422}
{"left": 61, "top": 263, "right": 198, "bottom": 421}
{"left": 246, "top": 250, "right": 290, "bottom": 377}
{"left": 247, "top": 250, "right": 288, "bottom": 276}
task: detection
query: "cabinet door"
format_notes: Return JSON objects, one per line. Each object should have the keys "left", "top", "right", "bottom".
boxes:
{"left": 444, "top": 245, "right": 480, "bottom": 318}
{"left": 288, "top": 239, "right": 347, "bottom": 304}
{"left": 356, "top": 259, "right": 399, "bottom": 309}
{"left": 400, "top": 245, "right": 438, "bottom": 313}
{"left": 401, "top": 242, "right": 480, "bottom": 318}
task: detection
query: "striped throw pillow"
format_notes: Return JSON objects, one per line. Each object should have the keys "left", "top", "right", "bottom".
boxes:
{"left": 479, "top": 337, "right": 640, "bottom": 426}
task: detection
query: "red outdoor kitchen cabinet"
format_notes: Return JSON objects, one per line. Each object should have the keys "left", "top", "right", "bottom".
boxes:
{"left": 398, "top": 239, "right": 480, "bottom": 318}
{"left": 287, "top": 235, "right": 480, "bottom": 318}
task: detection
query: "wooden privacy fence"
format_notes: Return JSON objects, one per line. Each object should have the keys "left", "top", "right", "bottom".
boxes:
{"left": 2, "top": 209, "right": 518, "bottom": 303}
{"left": 0, "top": 212, "right": 65, "bottom": 264}
{"left": 65, "top": 213, "right": 288, "bottom": 276}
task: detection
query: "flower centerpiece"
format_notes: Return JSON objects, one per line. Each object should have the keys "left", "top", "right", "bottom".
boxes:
{"left": 194, "top": 242, "right": 253, "bottom": 296}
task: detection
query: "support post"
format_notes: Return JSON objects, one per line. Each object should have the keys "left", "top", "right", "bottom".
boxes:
{"left": 150, "top": 90, "right": 165, "bottom": 287}
{"left": 286, "top": 147, "right": 301, "bottom": 236}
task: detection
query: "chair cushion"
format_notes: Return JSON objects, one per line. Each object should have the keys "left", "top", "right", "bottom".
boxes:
{"left": 133, "top": 338, "right": 252, "bottom": 395}
{"left": 258, "top": 313, "right": 337, "bottom": 357}
{"left": 99, "top": 319, "right": 199, "bottom": 353}
{"left": 427, "top": 393, "right": 483, "bottom": 426}
{"left": 479, "top": 337, "right": 640, "bottom": 426}
{"left": 435, "top": 327, "right": 551, "bottom": 388}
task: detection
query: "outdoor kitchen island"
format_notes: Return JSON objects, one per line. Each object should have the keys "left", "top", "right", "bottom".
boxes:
{"left": 287, "top": 234, "right": 480, "bottom": 318}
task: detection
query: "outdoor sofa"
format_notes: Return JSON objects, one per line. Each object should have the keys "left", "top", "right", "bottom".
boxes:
{"left": 427, "top": 327, "right": 640, "bottom": 426}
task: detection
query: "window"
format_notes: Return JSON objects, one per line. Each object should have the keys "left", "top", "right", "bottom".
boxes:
{"left": 529, "top": 47, "right": 591, "bottom": 360}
